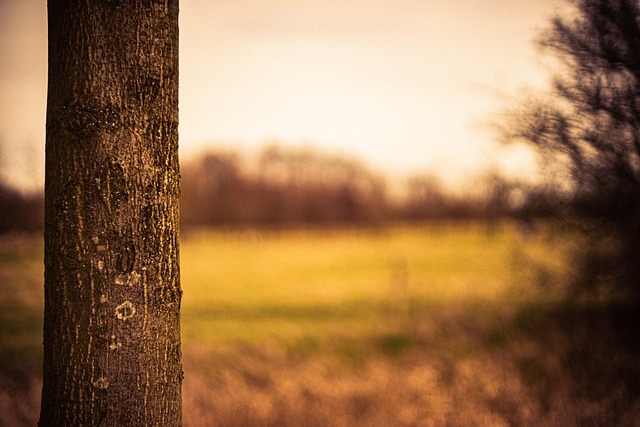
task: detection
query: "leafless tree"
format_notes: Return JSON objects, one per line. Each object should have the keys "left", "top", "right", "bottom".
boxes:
{"left": 504, "top": 0, "right": 640, "bottom": 298}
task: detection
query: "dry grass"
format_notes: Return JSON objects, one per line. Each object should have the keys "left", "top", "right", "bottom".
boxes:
{"left": 179, "top": 301, "right": 640, "bottom": 426}
{"left": 0, "top": 363, "right": 41, "bottom": 427}
{"left": 181, "top": 306, "right": 535, "bottom": 427}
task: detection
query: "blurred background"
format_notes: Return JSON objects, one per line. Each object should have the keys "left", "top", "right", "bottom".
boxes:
{"left": 0, "top": 0, "right": 561, "bottom": 233}
{"left": 0, "top": 0, "right": 556, "bottom": 201}
{"left": 2, "top": 0, "right": 640, "bottom": 426}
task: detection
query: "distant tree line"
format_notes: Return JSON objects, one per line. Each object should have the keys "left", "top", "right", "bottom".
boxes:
{"left": 180, "top": 145, "right": 552, "bottom": 229}
{"left": 0, "top": 144, "right": 560, "bottom": 234}
{"left": 181, "top": 145, "right": 387, "bottom": 227}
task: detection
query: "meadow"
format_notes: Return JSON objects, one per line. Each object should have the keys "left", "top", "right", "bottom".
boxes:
{"left": 1, "top": 222, "right": 639, "bottom": 426}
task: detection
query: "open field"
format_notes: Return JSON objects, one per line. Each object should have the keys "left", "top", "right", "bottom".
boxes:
{"left": 180, "top": 223, "right": 523, "bottom": 344}
{"left": 1, "top": 223, "right": 639, "bottom": 426}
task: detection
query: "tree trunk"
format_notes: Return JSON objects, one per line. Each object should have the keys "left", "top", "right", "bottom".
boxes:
{"left": 40, "top": 1, "right": 181, "bottom": 425}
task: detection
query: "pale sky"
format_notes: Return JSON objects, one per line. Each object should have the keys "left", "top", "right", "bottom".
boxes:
{"left": 0, "top": 0, "right": 565, "bottom": 191}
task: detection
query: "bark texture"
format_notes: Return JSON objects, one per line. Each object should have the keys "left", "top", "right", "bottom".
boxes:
{"left": 41, "top": 1, "right": 181, "bottom": 425}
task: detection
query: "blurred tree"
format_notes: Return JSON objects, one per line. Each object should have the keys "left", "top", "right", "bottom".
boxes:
{"left": 504, "top": 0, "right": 640, "bottom": 298}
{"left": 41, "top": 1, "right": 182, "bottom": 425}
{"left": 402, "top": 174, "right": 448, "bottom": 220}
{"left": 255, "top": 145, "right": 387, "bottom": 225}
{"left": 180, "top": 145, "right": 388, "bottom": 228}
{"left": 0, "top": 182, "right": 43, "bottom": 233}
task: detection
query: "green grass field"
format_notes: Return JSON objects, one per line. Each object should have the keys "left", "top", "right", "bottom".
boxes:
{"left": 180, "top": 223, "right": 521, "bottom": 345}
{"left": 1, "top": 222, "right": 638, "bottom": 426}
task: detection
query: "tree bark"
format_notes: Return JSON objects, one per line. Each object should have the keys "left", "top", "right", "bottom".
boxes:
{"left": 40, "top": 1, "right": 181, "bottom": 425}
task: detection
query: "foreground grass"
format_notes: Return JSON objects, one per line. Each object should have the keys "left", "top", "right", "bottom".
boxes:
{"left": 1, "top": 223, "right": 639, "bottom": 426}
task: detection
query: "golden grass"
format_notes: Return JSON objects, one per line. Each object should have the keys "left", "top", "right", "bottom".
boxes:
{"left": 180, "top": 223, "right": 521, "bottom": 345}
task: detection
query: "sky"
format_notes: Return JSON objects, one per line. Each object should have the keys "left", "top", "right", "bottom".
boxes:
{"left": 0, "top": 0, "right": 565, "bottom": 191}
